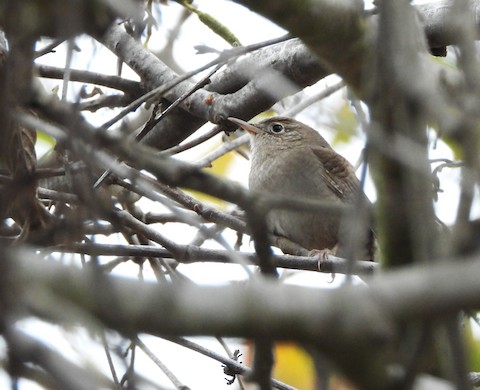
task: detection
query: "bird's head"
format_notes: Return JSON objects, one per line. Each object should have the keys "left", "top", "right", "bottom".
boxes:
{"left": 228, "top": 116, "right": 331, "bottom": 151}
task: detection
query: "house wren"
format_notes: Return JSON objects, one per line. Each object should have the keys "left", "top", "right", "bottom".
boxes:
{"left": 228, "top": 116, "right": 375, "bottom": 261}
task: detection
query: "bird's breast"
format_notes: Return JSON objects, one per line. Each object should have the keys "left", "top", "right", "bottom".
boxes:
{"left": 249, "top": 147, "right": 337, "bottom": 199}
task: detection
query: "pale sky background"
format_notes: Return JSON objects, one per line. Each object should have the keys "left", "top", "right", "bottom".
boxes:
{"left": 2, "top": 1, "right": 471, "bottom": 389}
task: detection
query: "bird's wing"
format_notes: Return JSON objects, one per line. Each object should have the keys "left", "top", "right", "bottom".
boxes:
{"left": 311, "top": 147, "right": 377, "bottom": 260}
{"left": 311, "top": 147, "right": 361, "bottom": 202}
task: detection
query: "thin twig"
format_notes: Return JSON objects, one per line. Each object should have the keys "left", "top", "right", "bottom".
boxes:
{"left": 101, "top": 332, "right": 121, "bottom": 390}
{"left": 166, "top": 337, "right": 297, "bottom": 390}
{"left": 195, "top": 133, "right": 249, "bottom": 168}
{"left": 283, "top": 80, "right": 345, "bottom": 117}
{"left": 136, "top": 63, "right": 224, "bottom": 143}
{"left": 121, "top": 343, "right": 136, "bottom": 388}
{"left": 61, "top": 39, "right": 75, "bottom": 102}
{"left": 37, "top": 187, "right": 79, "bottom": 203}
{"left": 37, "top": 65, "right": 141, "bottom": 94}
{"left": 216, "top": 337, "right": 246, "bottom": 390}
{"left": 34, "top": 38, "right": 65, "bottom": 58}
{"left": 134, "top": 336, "right": 189, "bottom": 390}
{"left": 57, "top": 242, "right": 378, "bottom": 275}
{"left": 93, "top": 66, "right": 226, "bottom": 187}
{"left": 77, "top": 94, "right": 129, "bottom": 112}
{"left": 160, "top": 125, "right": 223, "bottom": 156}
{"left": 120, "top": 177, "right": 248, "bottom": 234}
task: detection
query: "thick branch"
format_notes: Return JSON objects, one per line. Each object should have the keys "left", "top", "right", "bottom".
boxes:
{"left": 97, "top": 1, "right": 479, "bottom": 150}
{"left": 231, "top": 0, "right": 480, "bottom": 99}
{"left": 99, "top": 26, "right": 329, "bottom": 149}
{"left": 9, "top": 251, "right": 480, "bottom": 388}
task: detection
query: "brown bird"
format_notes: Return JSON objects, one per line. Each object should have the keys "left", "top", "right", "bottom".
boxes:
{"left": 228, "top": 116, "right": 375, "bottom": 261}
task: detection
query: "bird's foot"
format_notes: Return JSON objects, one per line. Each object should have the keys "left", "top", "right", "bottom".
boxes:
{"left": 309, "top": 245, "right": 338, "bottom": 273}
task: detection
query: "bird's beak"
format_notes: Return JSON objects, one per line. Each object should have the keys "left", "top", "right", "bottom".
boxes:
{"left": 228, "top": 117, "right": 261, "bottom": 135}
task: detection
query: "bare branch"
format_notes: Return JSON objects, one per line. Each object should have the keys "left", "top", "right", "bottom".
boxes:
{"left": 56, "top": 242, "right": 378, "bottom": 275}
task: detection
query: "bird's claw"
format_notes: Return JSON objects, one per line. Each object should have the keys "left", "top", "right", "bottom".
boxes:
{"left": 309, "top": 248, "right": 335, "bottom": 271}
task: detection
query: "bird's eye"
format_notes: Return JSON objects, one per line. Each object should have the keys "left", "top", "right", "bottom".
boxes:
{"left": 271, "top": 123, "right": 284, "bottom": 133}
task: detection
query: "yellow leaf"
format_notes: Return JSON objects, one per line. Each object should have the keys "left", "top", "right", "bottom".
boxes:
{"left": 273, "top": 343, "right": 316, "bottom": 390}
{"left": 330, "top": 102, "right": 357, "bottom": 145}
